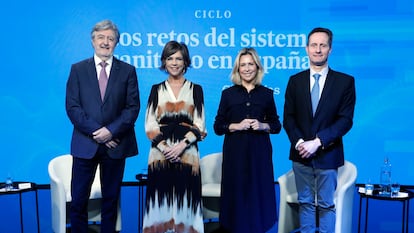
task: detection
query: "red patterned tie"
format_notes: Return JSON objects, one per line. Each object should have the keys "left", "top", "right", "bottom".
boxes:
{"left": 99, "top": 61, "right": 108, "bottom": 100}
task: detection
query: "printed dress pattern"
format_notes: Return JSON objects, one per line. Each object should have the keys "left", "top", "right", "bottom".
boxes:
{"left": 143, "top": 80, "right": 206, "bottom": 233}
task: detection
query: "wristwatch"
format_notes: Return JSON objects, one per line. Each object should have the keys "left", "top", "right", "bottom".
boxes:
{"left": 184, "top": 138, "right": 191, "bottom": 145}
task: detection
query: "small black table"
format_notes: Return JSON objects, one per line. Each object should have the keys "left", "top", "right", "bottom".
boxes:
{"left": 357, "top": 185, "right": 414, "bottom": 233}
{"left": 0, "top": 182, "right": 40, "bottom": 233}
{"left": 136, "top": 174, "right": 147, "bottom": 233}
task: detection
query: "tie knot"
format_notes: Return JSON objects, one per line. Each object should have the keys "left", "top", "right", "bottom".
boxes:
{"left": 313, "top": 73, "right": 321, "bottom": 81}
{"left": 100, "top": 61, "right": 107, "bottom": 68}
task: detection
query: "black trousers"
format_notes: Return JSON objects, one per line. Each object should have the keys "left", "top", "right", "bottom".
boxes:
{"left": 70, "top": 146, "right": 125, "bottom": 233}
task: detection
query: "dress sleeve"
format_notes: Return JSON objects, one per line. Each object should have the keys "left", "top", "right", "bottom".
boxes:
{"left": 188, "top": 84, "right": 206, "bottom": 142}
{"left": 145, "top": 84, "right": 166, "bottom": 150}
{"left": 213, "top": 90, "right": 230, "bottom": 136}
{"left": 264, "top": 89, "right": 282, "bottom": 134}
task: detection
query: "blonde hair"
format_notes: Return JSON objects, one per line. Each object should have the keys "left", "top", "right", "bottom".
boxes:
{"left": 230, "top": 47, "right": 264, "bottom": 85}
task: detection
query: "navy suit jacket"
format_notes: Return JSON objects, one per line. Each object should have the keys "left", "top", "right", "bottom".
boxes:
{"left": 66, "top": 57, "right": 140, "bottom": 159}
{"left": 283, "top": 68, "right": 356, "bottom": 169}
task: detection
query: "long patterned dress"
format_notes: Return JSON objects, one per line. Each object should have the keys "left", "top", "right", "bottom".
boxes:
{"left": 143, "top": 80, "right": 206, "bottom": 233}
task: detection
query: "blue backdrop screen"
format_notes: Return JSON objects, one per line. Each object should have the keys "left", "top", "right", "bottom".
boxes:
{"left": 1, "top": 0, "right": 413, "bottom": 185}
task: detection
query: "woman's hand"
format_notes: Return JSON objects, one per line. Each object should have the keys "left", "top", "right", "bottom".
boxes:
{"left": 229, "top": 119, "right": 253, "bottom": 131}
{"left": 229, "top": 119, "right": 270, "bottom": 132}
{"left": 249, "top": 119, "right": 270, "bottom": 131}
{"left": 163, "top": 141, "right": 187, "bottom": 163}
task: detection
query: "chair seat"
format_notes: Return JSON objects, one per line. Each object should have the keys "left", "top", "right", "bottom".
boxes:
{"left": 202, "top": 184, "right": 221, "bottom": 197}
{"left": 286, "top": 193, "right": 298, "bottom": 203}
{"left": 65, "top": 184, "right": 102, "bottom": 202}
{"left": 200, "top": 153, "right": 223, "bottom": 221}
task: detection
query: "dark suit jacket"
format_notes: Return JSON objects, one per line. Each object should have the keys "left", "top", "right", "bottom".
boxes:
{"left": 283, "top": 68, "right": 356, "bottom": 169}
{"left": 66, "top": 57, "right": 140, "bottom": 159}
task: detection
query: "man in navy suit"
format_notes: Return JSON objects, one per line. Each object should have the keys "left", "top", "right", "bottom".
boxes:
{"left": 283, "top": 27, "right": 356, "bottom": 233}
{"left": 65, "top": 19, "right": 140, "bottom": 233}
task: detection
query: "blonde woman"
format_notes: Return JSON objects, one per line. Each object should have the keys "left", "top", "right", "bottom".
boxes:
{"left": 214, "top": 47, "right": 281, "bottom": 233}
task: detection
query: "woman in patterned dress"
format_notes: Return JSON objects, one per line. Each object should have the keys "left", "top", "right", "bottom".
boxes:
{"left": 143, "top": 41, "right": 206, "bottom": 233}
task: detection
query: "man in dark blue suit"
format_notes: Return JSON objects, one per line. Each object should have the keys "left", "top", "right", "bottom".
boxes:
{"left": 283, "top": 27, "right": 356, "bottom": 233}
{"left": 65, "top": 19, "right": 140, "bottom": 233}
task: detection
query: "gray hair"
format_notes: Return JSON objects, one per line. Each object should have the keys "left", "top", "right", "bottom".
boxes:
{"left": 91, "top": 19, "right": 120, "bottom": 43}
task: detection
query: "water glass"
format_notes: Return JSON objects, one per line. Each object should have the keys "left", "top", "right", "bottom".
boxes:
{"left": 365, "top": 182, "right": 374, "bottom": 195}
{"left": 5, "top": 176, "right": 13, "bottom": 191}
{"left": 390, "top": 183, "right": 400, "bottom": 198}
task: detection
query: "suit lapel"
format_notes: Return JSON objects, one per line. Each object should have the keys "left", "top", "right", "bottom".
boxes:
{"left": 315, "top": 68, "right": 334, "bottom": 117}
{"left": 102, "top": 57, "right": 120, "bottom": 103}
{"left": 86, "top": 58, "right": 103, "bottom": 102}
{"left": 301, "top": 70, "right": 314, "bottom": 117}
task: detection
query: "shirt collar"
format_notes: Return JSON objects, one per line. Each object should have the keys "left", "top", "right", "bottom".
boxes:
{"left": 94, "top": 54, "right": 113, "bottom": 67}
{"left": 310, "top": 66, "right": 329, "bottom": 77}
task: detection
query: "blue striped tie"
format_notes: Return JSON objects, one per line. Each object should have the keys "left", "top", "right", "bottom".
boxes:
{"left": 311, "top": 73, "right": 321, "bottom": 115}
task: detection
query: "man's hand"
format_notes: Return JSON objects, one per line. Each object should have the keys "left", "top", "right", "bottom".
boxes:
{"left": 105, "top": 139, "right": 119, "bottom": 149}
{"left": 298, "top": 137, "right": 321, "bottom": 158}
{"left": 92, "top": 127, "right": 112, "bottom": 144}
